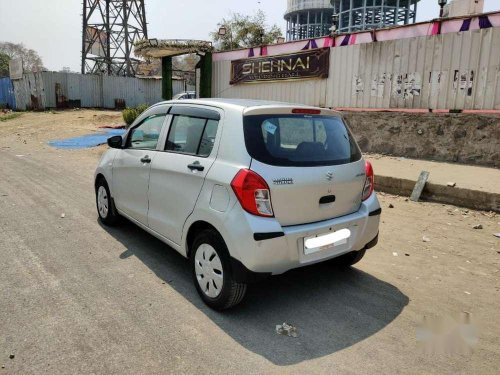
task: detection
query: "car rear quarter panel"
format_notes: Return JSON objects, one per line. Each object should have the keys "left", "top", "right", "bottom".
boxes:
{"left": 181, "top": 105, "right": 253, "bottom": 257}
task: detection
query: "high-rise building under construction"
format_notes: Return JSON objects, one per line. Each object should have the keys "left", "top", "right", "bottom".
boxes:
{"left": 285, "top": 0, "right": 420, "bottom": 41}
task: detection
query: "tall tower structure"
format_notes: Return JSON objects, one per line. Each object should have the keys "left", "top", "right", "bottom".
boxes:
{"left": 285, "top": 0, "right": 421, "bottom": 41}
{"left": 81, "top": 0, "right": 148, "bottom": 76}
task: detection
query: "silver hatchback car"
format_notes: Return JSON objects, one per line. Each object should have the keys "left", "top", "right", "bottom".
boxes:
{"left": 95, "top": 99, "right": 381, "bottom": 310}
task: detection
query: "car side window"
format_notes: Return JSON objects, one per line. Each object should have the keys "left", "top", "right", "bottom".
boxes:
{"left": 128, "top": 115, "right": 166, "bottom": 150}
{"left": 165, "top": 115, "right": 219, "bottom": 157}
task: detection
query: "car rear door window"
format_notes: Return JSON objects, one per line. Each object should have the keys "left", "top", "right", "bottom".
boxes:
{"left": 128, "top": 114, "right": 166, "bottom": 150}
{"left": 165, "top": 115, "right": 219, "bottom": 157}
{"left": 244, "top": 115, "right": 361, "bottom": 167}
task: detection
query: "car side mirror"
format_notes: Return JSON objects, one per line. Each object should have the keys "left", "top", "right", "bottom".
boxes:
{"left": 107, "top": 135, "right": 123, "bottom": 149}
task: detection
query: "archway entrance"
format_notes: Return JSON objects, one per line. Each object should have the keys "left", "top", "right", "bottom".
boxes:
{"left": 135, "top": 39, "right": 213, "bottom": 100}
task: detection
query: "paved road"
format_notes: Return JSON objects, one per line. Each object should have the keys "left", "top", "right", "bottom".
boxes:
{"left": 0, "top": 125, "right": 499, "bottom": 373}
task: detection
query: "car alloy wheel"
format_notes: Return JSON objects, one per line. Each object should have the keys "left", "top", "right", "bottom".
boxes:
{"left": 194, "top": 243, "right": 224, "bottom": 298}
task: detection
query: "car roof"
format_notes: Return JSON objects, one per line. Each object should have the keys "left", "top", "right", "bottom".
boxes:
{"left": 154, "top": 98, "right": 336, "bottom": 112}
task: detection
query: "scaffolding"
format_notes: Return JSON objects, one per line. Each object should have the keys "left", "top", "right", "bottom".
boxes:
{"left": 285, "top": 0, "right": 420, "bottom": 40}
{"left": 81, "top": 0, "right": 148, "bottom": 76}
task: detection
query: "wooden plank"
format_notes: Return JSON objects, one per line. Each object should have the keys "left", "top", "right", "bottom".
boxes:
{"left": 410, "top": 171, "right": 430, "bottom": 202}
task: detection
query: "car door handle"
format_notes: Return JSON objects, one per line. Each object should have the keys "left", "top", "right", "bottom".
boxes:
{"left": 187, "top": 162, "right": 204, "bottom": 172}
{"left": 140, "top": 155, "right": 152, "bottom": 164}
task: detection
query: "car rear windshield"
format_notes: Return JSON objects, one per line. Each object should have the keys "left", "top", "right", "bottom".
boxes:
{"left": 243, "top": 114, "right": 362, "bottom": 167}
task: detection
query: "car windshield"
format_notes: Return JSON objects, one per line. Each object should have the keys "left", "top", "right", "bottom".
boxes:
{"left": 243, "top": 114, "right": 361, "bottom": 167}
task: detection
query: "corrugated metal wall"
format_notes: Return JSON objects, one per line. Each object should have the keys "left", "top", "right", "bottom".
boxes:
{"left": 12, "top": 73, "right": 45, "bottom": 110}
{"left": 101, "top": 76, "right": 164, "bottom": 109}
{"left": 213, "top": 28, "right": 500, "bottom": 110}
{"left": 12, "top": 72, "right": 187, "bottom": 110}
{"left": 0, "top": 77, "right": 16, "bottom": 109}
{"left": 212, "top": 61, "right": 328, "bottom": 107}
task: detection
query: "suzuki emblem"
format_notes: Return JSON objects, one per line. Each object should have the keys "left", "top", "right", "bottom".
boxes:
{"left": 326, "top": 172, "right": 333, "bottom": 181}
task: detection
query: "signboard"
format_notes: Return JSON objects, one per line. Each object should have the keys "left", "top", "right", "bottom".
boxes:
{"left": 85, "top": 26, "right": 108, "bottom": 57}
{"left": 230, "top": 48, "right": 330, "bottom": 85}
{"left": 9, "top": 58, "right": 23, "bottom": 80}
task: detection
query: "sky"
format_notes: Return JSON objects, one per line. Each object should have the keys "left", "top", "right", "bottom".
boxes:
{"left": 0, "top": 0, "right": 498, "bottom": 72}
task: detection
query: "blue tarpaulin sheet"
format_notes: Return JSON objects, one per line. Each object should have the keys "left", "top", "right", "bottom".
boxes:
{"left": 48, "top": 129, "right": 126, "bottom": 149}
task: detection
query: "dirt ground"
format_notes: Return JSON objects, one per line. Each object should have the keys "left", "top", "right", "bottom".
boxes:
{"left": 0, "top": 110, "right": 499, "bottom": 374}
{"left": 366, "top": 153, "right": 500, "bottom": 194}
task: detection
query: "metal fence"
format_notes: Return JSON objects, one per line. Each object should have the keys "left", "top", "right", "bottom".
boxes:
{"left": 212, "top": 27, "right": 500, "bottom": 110}
{"left": 11, "top": 72, "right": 189, "bottom": 110}
{"left": 0, "top": 77, "right": 16, "bottom": 109}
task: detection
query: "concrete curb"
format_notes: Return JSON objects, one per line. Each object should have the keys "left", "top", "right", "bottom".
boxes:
{"left": 376, "top": 175, "right": 500, "bottom": 213}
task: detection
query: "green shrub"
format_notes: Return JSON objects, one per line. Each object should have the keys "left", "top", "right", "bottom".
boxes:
{"left": 0, "top": 113, "right": 21, "bottom": 122}
{"left": 136, "top": 104, "right": 148, "bottom": 115}
{"left": 122, "top": 104, "right": 149, "bottom": 126}
{"left": 122, "top": 107, "right": 138, "bottom": 126}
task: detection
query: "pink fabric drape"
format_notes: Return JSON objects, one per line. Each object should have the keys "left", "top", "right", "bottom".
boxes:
{"left": 430, "top": 21, "right": 440, "bottom": 36}
{"left": 212, "top": 11, "right": 500, "bottom": 62}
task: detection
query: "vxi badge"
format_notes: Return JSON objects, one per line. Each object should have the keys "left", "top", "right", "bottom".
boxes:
{"left": 273, "top": 178, "right": 294, "bottom": 185}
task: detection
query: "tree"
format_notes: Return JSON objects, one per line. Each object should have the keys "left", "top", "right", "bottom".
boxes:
{"left": 211, "top": 10, "right": 283, "bottom": 51}
{"left": 0, "top": 42, "right": 45, "bottom": 73}
{"left": 0, "top": 52, "right": 9, "bottom": 77}
{"left": 173, "top": 54, "right": 198, "bottom": 72}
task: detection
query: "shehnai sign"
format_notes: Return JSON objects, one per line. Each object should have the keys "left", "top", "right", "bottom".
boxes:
{"left": 230, "top": 48, "right": 330, "bottom": 84}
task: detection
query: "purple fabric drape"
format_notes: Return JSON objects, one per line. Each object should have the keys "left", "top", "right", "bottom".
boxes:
{"left": 340, "top": 35, "right": 350, "bottom": 46}
{"left": 479, "top": 16, "right": 493, "bottom": 29}
{"left": 460, "top": 18, "right": 472, "bottom": 32}
{"left": 301, "top": 39, "right": 319, "bottom": 50}
{"left": 248, "top": 48, "right": 254, "bottom": 57}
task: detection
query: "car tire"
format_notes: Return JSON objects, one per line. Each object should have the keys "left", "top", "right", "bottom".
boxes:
{"left": 335, "top": 249, "right": 366, "bottom": 267}
{"left": 95, "top": 178, "right": 120, "bottom": 226}
{"left": 191, "top": 229, "right": 247, "bottom": 310}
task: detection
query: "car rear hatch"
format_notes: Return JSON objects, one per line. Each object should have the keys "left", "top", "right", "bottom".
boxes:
{"left": 243, "top": 107, "right": 366, "bottom": 227}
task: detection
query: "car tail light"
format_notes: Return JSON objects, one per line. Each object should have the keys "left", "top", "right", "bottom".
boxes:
{"left": 362, "top": 161, "right": 375, "bottom": 201}
{"left": 291, "top": 108, "right": 321, "bottom": 115}
{"left": 231, "top": 169, "right": 274, "bottom": 217}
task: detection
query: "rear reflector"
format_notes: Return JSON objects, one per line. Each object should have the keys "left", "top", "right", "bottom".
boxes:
{"left": 291, "top": 108, "right": 321, "bottom": 115}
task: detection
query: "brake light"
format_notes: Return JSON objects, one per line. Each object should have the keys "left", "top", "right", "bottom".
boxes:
{"left": 231, "top": 169, "right": 274, "bottom": 217}
{"left": 362, "top": 161, "right": 375, "bottom": 201}
{"left": 291, "top": 108, "right": 321, "bottom": 115}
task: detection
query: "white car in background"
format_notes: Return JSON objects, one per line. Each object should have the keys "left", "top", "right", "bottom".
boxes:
{"left": 172, "top": 91, "right": 196, "bottom": 100}
{"left": 95, "top": 99, "right": 381, "bottom": 310}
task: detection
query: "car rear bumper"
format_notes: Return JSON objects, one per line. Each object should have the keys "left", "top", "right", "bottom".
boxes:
{"left": 225, "top": 193, "right": 381, "bottom": 276}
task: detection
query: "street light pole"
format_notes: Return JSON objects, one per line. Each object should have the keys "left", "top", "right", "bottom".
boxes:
{"left": 218, "top": 25, "right": 233, "bottom": 50}
{"left": 438, "top": 0, "right": 447, "bottom": 18}
{"left": 330, "top": 13, "right": 339, "bottom": 36}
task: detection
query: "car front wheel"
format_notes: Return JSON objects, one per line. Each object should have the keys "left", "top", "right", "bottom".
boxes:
{"left": 191, "top": 229, "right": 247, "bottom": 310}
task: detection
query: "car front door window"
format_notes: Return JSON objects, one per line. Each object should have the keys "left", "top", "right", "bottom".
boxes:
{"left": 128, "top": 115, "right": 166, "bottom": 150}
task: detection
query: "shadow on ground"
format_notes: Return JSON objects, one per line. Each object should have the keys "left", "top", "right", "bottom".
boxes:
{"left": 102, "top": 219, "right": 408, "bottom": 366}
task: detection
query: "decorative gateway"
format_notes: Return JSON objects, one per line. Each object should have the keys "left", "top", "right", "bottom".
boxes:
{"left": 230, "top": 48, "right": 330, "bottom": 85}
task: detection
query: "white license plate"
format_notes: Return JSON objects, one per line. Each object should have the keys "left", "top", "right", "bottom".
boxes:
{"left": 303, "top": 228, "right": 351, "bottom": 255}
